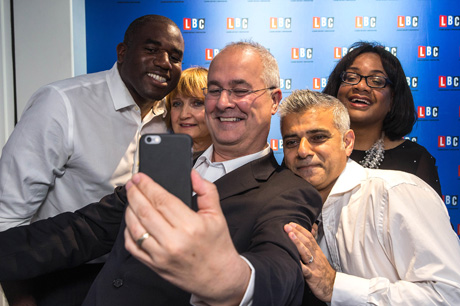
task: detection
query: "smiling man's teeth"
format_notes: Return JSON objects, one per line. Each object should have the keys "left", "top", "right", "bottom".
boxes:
{"left": 351, "top": 98, "right": 370, "bottom": 105}
{"left": 148, "top": 73, "right": 166, "bottom": 83}
{"left": 220, "top": 117, "right": 241, "bottom": 122}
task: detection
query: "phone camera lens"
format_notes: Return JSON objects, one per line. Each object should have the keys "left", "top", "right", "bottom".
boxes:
{"left": 145, "top": 135, "right": 161, "bottom": 144}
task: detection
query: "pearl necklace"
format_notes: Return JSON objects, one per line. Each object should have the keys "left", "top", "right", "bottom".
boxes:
{"left": 359, "top": 132, "right": 385, "bottom": 169}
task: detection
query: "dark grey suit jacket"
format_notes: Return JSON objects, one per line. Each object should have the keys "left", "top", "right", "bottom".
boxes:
{"left": 0, "top": 151, "right": 322, "bottom": 305}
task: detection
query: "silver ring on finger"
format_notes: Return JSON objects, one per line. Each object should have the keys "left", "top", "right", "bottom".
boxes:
{"left": 136, "top": 232, "right": 151, "bottom": 248}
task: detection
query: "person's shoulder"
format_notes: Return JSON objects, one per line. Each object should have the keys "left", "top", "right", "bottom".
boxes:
{"left": 257, "top": 164, "right": 322, "bottom": 220}
{"left": 22, "top": 69, "right": 112, "bottom": 116}
{"left": 365, "top": 167, "right": 434, "bottom": 192}
{"left": 271, "top": 164, "right": 319, "bottom": 192}
{"left": 364, "top": 168, "right": 445, "bottom": 214}
{"left": 28, "top": 67, "right": 111, "bottom": 98}
{"left": 47, "top": 69, "right": 109, "bottom": 90}
{"left": 394, "top": 139, "right": 433, "bottom": 155}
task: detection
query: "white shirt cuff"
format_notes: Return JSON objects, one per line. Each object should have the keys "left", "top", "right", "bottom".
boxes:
{"left": 190, "top": 255, "right": 254, "bottom": 306}
{"left": 331, "top": 272, "right": 369, "bottom": 305}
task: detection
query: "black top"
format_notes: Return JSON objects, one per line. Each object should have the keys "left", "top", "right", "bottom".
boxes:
{"left": 350, "top": 140, "right": 442, "bottom": 197}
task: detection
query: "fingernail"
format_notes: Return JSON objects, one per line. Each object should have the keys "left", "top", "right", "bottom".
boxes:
{"left": 131, "top": 173, "right": 141, "bottom": 184}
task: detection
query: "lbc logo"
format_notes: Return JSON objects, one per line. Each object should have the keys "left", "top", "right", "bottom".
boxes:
{"left": 439, "top": 76, "right": 459, "bottom": 88}
{"left": 227, "top": 18, "right": 248, "bottom": 30}
{"left": 418, "top": 46, "right": 439, "bottom": 58}
{"left": 440, "top": 15, "right": 460, "bottom": 28}
{"left": 183, "top": 18, "right": 205, "bottom": 30}
{"left": 417, "top": 106, "right": 438, "bottom": 118}
{"left": 355, "top": 16, "right": 376, "bottom": 28}
{"left": 384, "top": 47, "right": 397, "bottom": 56}
{"left": 205, "top": 49, "right": 220, "bottom": 61}
{"left": 438, "top": 136, "right": 459, "bottom": 148}
{"left": 291, "top": 48, "right": 313, "bottom": 60}
{"left": 270, "top": 139, "right": 283, "bottom": 151}
{"left": 270, "top": 17, "right": 291, "bottom": 29}
{"left": 406, "top": 77, "right": 418, "bottom": 88}
{"left": 313, "top": 17, "right": 334, "bottom": 29}
{"left": 398, "top": 16, "right": 418, "bottom": 28}
{"left": 280, "top": 79, "right": 292, "bottom": 90}
{"left": 443, "top": 195, "right": 458, "bottom": 206}
{"left": 334, "top": 47, "right": 348, "bottom": 59}
{"left": 313, "top": 78, "right": 327, "bottom": 90}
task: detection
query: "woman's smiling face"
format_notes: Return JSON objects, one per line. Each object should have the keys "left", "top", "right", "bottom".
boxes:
{"left": 337, "top": 52, "right": 393, "bottom": 128}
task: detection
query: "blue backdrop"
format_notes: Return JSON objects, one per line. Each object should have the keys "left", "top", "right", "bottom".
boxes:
{"left": 85, "top": 0, "right": 460, "bottom": 235}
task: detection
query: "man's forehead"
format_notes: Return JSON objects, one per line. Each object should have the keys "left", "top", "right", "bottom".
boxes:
{"left": 208, "top": 59, "right": 263, "bottom": 87}
{"left": 137, "top": 21, "right": 182, "bottom": 39}
{"left": 209, "top": 47, "right": 260, "bottom": 69}
{"left": 283, "top": 109, "right": 335, "bottom": 132}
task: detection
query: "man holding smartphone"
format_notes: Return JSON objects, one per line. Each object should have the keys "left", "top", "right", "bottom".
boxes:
{"left": 0, "top": 42, "right": 322, "bottom": 305}
{"left": 124, "top": 41, "right": 323, "bottom": 305}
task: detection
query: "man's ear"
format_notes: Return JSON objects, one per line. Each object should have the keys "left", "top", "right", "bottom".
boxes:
{"left": 270, "top": 88, "right": 282, "bottom": 114}
{"left": 116, "top": 42, "right": 128, "bottom": 64}
{"left": 343, "top": 129, "right": 355, "bottom": 156}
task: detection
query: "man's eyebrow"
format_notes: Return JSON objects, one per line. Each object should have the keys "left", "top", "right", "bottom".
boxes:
{"left": 207, "top": 80, "right": 221, "bottom": 87}
{"left": 207, "top": 79, "right": 251, "bottom": 87}
{"left": 283, "top": 128, "right": 331, "bottom": 139}
{"left": 282, "top": 133, "right": 299, "bottom": 139}
{"left": 144, "top": 39, "right": 161, "bottom": 46}
{"left": 229, "top": 79, "right": 251, "bottom": 87}
{"left": 306, "top": 128, "right": 331, "bottom": 135}
{"left": 144, "top": 39, "right": 183, "bottom": 57}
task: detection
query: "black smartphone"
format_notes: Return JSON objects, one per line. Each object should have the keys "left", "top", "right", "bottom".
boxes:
{"left": 139, "top": 134, "right": 193, "bottom": 207}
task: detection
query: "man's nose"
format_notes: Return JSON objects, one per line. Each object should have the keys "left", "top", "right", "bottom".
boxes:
{"left": 298, "top": 138, "right": 313, "bottom": 158}
{"left": 215, "top": 90, "right": 236, "bottom": 109}
{"left": 154, "top": 51, "right": 172, "bottom": 70}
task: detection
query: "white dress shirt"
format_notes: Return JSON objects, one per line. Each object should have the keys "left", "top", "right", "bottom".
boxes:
{"left": 191, "top": 144, "right": 271, "bottom": 306}
{"left": 0, "top": 63, "right": 168, "bottom": 231}
{"left": 319, "top": 159, "right": 460, "bottom": 305}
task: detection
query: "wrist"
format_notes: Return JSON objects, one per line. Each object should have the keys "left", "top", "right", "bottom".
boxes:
{"left": 196, "top": 255, "right": 251, "bottom": 306}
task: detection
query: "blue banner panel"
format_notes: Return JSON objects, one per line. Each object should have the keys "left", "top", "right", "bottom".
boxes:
{"left": 86, "top": 0, "right": 460, "bottom": 235}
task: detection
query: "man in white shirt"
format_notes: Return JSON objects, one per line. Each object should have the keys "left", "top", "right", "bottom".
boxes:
{"left": 280, "top": 89, "right": 460, "bottom": 305}
{"left": 0, "top": 14, "right": 183, "bottom": 305}
{"left": 0, "top": 14, "right": 182, "bottom": 230}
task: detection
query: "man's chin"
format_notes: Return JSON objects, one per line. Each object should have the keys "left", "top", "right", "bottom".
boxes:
{"left": 295, "top": 168, "right": 320, "bottom": 183}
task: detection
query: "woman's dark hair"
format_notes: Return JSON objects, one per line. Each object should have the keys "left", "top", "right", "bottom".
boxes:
{"left": 323, "top": 41, "right": 416, "bottom": 140}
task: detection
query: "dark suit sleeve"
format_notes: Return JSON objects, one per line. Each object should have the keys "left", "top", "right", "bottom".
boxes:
{"left": 0, "top": 186, "right": 127, "bottom": 281}
{"left": 242, "top": 173, "right": 322, "bottom": 306}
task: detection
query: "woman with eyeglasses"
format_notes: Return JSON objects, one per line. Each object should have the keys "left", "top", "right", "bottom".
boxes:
{"left": 323, "top": 41, "right": 442, "bottom": 196}
{"left": 165, "top": 67, "right": 212, "bottom": 159}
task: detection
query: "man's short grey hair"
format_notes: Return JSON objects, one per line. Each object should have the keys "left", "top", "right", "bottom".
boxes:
{"left": 220, "top": 41, "right": 280, "bottom": 88}
{"left": 279, "top": 89, "right": 350, "bottom": 134}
